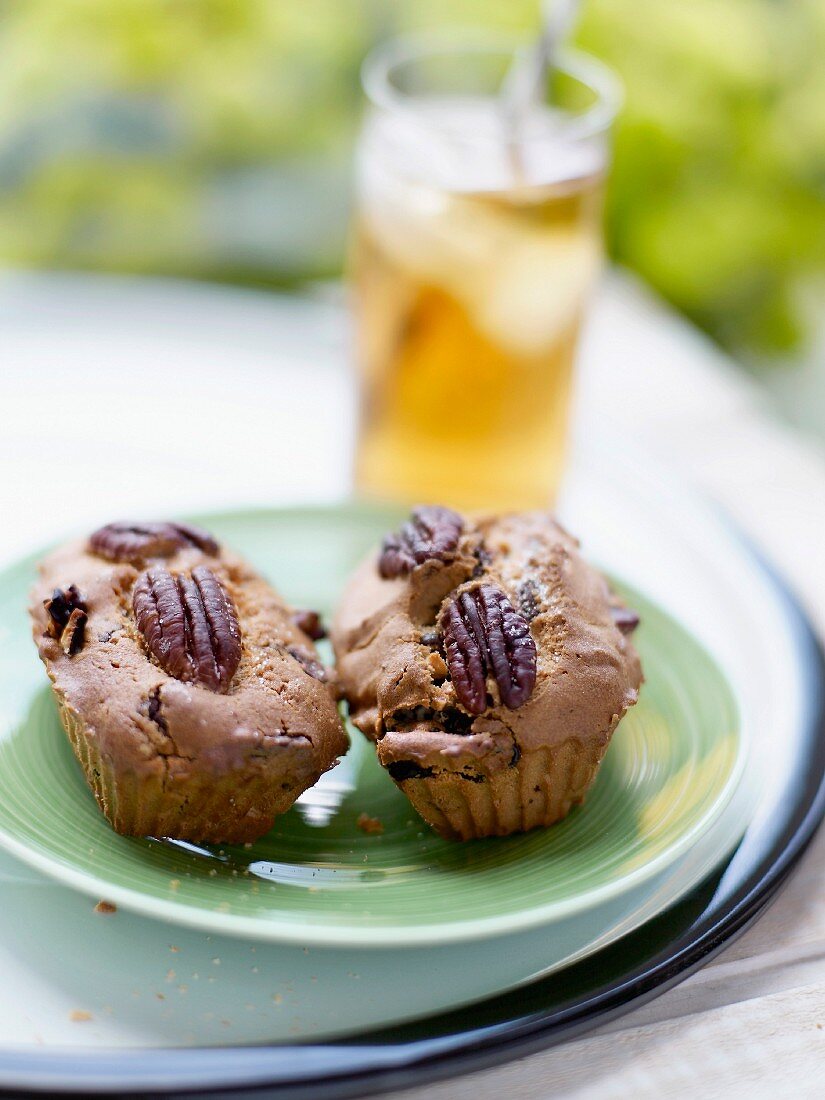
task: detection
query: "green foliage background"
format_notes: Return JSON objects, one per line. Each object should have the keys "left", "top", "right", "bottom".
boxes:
{"left": 0, "top": 0, "right": 822, "bottom": 360}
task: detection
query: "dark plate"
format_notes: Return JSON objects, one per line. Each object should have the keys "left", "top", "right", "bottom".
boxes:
{"left": 0, "top": 554, "right": 823, "bottom": 1099}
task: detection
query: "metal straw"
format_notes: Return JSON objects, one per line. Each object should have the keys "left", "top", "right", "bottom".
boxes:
{"left": 502, "top": 0, "right": 581, "bottom": 181}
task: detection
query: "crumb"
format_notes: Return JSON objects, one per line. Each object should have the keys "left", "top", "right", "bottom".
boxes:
{"left": 156, "top": 993, "right": 165, "bottom": 1001}
{"left": 94, "top": 900, "right": 117, "bottom": 914}
{"left": 212, "top": 957, "right": 221, "bottom": 966}
{"left": 272, "top": 993, "right": 282, "bottom": 1004}
{"left": 166, "top": 969, "right": 176, "bottom": 982}
{"left": 356, "top": 813, "right": 384, "bottom": 835}
{"left": 169, "top": 879, "right": 180, "bottom": 891}
{"left": 427, "top": 651, "right": 448, "bottom": 679}
{"left": 169, "top": 945, "right": 179, "bottom": 953}
{"left": 70, "top": 1010, "right": 92, "bottom": 1023}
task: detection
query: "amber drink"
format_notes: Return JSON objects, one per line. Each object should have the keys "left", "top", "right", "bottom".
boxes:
{"left": 351, "top": 37, "right": 620, "bottom": 511}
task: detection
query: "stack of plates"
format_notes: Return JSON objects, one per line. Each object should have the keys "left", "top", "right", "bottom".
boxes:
{"left": 0, "top": 453, "right": 822, "bottom": 1095}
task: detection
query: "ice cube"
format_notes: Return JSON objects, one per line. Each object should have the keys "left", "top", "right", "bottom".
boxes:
{"left": 473, "top": 227, "right": 601, "bottom": 355}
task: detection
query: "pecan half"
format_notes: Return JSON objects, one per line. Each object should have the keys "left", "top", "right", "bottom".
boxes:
{"left": 90, "top": 522, "right": 219, "bottom": 564}
{"left": 440, "top": 584, "right": 537, "bottom": 714}
{"left": 611, "top": 606, "right": 640, "bottom": 635}
{"left": 291, "top": 609, "right": 327, "bottom": 641}
{"left": 44, "top": 585, "right": 88, "bottom": 655}
{"left": 378, "top": 506, "right": 463, "bottom": 578}
{"left": 288, "top": 646, "right": 328, "bottom": 682}
{"left": 132, "top": 566, "right": 241, "bottom": 692}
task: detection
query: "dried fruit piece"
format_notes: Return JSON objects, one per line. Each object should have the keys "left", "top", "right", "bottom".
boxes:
{"left": 44, "top": 585, "right": 88, "bottom": 655}
{"left": 471, "top": 544, "right": 493, "bottom": 578}
{"left": 288, "top": 646, "right": 328, "bottom": 682}
{"left": 89, "top": 522, "right": 218, "bottom": 564}
{"left": 517, "top": 578, "right": 542, "bottom": 621}
{"left": 611, "top": 606, "right": 640, "bottom": 635}
{"left": 440, "top": 584, "right": 537, "bottom": 715}
{"left": 387, "top": 761, "right": 436, "bottom": 782}
{"left": 378, "top": 506, "right": 463, "bottom": 578}
{"left": 133, "top": 566, "right": 241, "bottom": 692}
{"left": 292, "top": 609, "right": 327, "bottom": 641}
{"left": 45, "top": 585, "right": 85, "bottom": 634}
{"left": 385, "top": 705, "right": 474, "bottom": 735}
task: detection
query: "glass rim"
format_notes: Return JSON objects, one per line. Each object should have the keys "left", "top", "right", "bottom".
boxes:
{"left": 361, "top": 29, "right": 623, "bottom": 145}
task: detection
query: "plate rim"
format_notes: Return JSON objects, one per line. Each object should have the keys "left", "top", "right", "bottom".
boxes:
{"left": 0, "top": 501, "right": 745, "bottom": 947}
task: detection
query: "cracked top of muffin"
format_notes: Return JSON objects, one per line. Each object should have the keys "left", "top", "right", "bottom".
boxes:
{"left": 30, "top": 524, "right": 346, "bottom": 783}
{"left": 331, "top": 507, "right": 643, "bottom": 774}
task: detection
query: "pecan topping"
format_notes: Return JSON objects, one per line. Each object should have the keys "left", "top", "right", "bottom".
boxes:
{"left": 288, "top": 646, "right": 328, "bottom": 682}
{"left": 132, "top": 566, "right": 241, "bottom": 692}
{"left": 60, "top": 608, "right": 88, "bottom": 656}
{"left": 89, "top": 522, "right": 218, "bottom": 564}
{"left": 378, "top": 506, "right": 463, "bottom": 578}
{"left": 44, "top": 586, "right": 88, "bottom": 655}
{"left": 440, "top": 584, "right": 537, "bottom": 715}
{"left": 292, "top": 609, "right": 327, "bottom": 641}
{"left": 611, "top": 606, "right": 640, "bottom": 635}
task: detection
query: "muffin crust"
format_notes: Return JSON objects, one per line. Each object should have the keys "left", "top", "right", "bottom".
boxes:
{"left": 332, "top": 510, "right": 642, "bottom": 838}
{"left": 31, "top": 527, "right": 348, "bottom": 843}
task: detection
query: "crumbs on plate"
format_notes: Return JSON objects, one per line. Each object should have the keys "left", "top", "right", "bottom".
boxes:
{"left": 356, "top": 813, "right": 384, "bottom": 835}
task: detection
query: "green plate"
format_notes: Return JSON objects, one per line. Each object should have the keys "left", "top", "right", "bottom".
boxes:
{"left": 0, "top": 506, "right": 742, "bottom": 947}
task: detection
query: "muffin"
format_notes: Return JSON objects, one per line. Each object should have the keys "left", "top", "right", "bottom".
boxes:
{"left": 30, "top": 521, "right": 348, "bottom": 843}
{"left": 332, "top": 507, "right": 642, "bottom": 840}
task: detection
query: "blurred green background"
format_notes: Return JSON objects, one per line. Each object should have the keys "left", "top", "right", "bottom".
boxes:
{"left": 1, "top": 0, "right": 823, "bottom": 419}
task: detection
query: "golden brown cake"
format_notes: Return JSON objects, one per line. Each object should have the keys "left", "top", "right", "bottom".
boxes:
{"left": 30, "top": 521, "right": 347, "bottom": 843}
{"left": 331, "top": 507, "right": 642, "bottom": 840}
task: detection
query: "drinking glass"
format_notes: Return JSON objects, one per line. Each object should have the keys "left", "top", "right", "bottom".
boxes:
{"left": 350, "top": 32, "right": 621, "bottom": 512}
